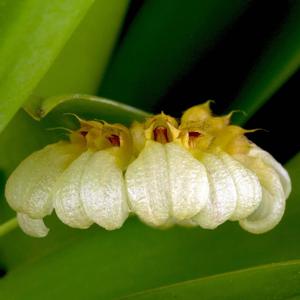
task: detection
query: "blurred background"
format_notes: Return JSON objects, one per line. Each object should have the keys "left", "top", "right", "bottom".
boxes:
{"left": 99, "top": 0, "right": 299, "bottom": 164}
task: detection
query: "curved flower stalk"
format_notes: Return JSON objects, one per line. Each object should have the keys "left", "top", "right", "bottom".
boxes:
{"left": 4, "top": 101, "right": 291, "bottom": 237}
{"left": 5, "top": 119, "right": 132, "bottom": 237}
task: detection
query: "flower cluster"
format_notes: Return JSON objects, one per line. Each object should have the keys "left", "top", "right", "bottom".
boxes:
{"left": 5, "top": 102, "right": 291, "bottom": 237}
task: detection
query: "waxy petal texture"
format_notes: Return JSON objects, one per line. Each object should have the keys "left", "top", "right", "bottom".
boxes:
{"left": 17, "top": 213, "right": 49, "bottom": 238}
{"left": 126, "top": 141, "right": 210, "bottom": 226}
{"left": 219, "top": 151, "right": 262, "bottom": 220}
{"left": 53, "top": 151, "right": 93, "bottom": 229}
{"left": 5, "top": 142, "right": 82, "bottom": 219}
{"left": 166, "top": 143, "right": 209, "bottom": 221}
{"left": 193, "top": 153, "right": 237, "bottom": 229}
{"left": 81, "top": 150, "right": 129, "bottom": 230}
{"left": 126, "top": 141, "right": 170, "bottom": 227}
{"left": 235, "top": 154, "right": 285, "bottom": 234}
{"left": 249, "top": 144, "right": 291, "bottom": 198}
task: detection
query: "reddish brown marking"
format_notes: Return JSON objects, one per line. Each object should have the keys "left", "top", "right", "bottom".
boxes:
{"left": 189, "top": 131, "right": 201, "bottom": 138}
{"left": 188, "top": 131, "right": 202, "bottom": 147}
{"left": 154, "top": 126, "right": 169, "bottom": 144}
{"left": 80, "top": 131, "right": 88, "bottom": 137}
{"left": 107, "top": 134, "right": 120, "bottom": 146}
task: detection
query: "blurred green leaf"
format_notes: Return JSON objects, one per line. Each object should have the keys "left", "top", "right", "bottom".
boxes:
{"left": 229, "top": 1, "right": 300, "bottom": 124}
{"left": 0, "top": 0, "right": 95, "bottom": 133}
{"left": 32, "top": 0, "right": 129, "bottom": 99}
{"left": 120, "top": 260, "right": 300, "bottom": 300}
{"left": 99, "top": 0, "right": 250, "bottom": 110}
{"left": 24, "top": 94, "right": 150, "bottom": 126}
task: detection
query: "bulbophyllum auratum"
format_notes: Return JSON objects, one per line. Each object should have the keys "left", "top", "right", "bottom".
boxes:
{"left": 5, "top": 118, "right": 132, "bottom": 237}
{"left": 5, "top": 101, "right": 291, "bottom": 237}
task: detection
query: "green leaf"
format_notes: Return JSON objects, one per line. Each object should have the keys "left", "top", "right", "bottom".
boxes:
{"left": 229, "top": 1, "right": 300, "bottom": 124}
{"left": 32, "top": 0, "right": 129, "bottom": 99}
{"left": 25, "top": 94, "right": 150, "bottom": 126}
{"left": 119, "top": 260, "right": 300, "bottom": 300}
{"left": 99, "top": 0, "right": 250, "bottom": 110}
{"left": 0, "top": 0, "right": 94, "bottom": 133}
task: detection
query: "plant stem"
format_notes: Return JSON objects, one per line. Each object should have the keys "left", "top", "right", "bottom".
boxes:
{"left": 0, "top": 218, "right": 18, "bottom": 237}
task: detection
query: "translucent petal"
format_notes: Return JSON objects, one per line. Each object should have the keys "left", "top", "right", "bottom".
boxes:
{"left": 235, "top": 154, "right": 285, "bottom": 234}
{"left": 17, "top": 213, "right": 49, "bottom": 238}
{"left": 193, "top": 153, "right": 237, "bottom": 229}
{"left": 125, "top": 141, "right": 170, "bottom": 227}
{"left": 248, "top": 144, "right": 291, "bottom": 198}
{"left": 219, "top": 151, "right": 262, "bottom": 221}
{"left": 166, "top": 143, "right": 209, "bottom": 221}
{"left": 53, "top": 151, "right": 93, "bottom": 229}
{"left": 81, "top": 150, "right": 129, "bottom": 230}
{"left": 5, "top": 142, "right": 82, "bottom": 218}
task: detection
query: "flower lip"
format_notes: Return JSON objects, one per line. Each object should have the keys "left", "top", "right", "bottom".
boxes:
{"left": 188, "top": 131, "right": 202, "bottom": 138}
{"left": 80, "top": 130, "right": 88, "bottom": 137}
{"left": 107, "top": 134, "right": 121, "bottom": 147}
{"left": 153, "top": 126, "right": 169, "bottom": 143}
{"left": 187, "top": 131, "right": 203, "bottom": 148}
{"left": 144, "top": 113, "right": 179, "bottom": 143}
{"left": 101, "top": 123, "right": 131, "bottom": 149}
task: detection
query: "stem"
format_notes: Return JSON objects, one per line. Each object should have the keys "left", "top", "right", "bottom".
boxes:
{"left": 0, "top": 218, "right": 18, "bottom": 237}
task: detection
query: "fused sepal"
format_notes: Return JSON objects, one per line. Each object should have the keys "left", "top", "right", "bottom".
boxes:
{"left": 81, "top": 150, "right": 129, "bottom": 230}
{"left": 192, "top": 152, "right": 237, "bottom": 229}
{"left": 235, "top": 154, "right": 286, "bottom": 234}
{"left": 17, "top": 213, "right": 49, "bottom": 238}
{"left": 5, "top": 142, "right": 83, "bottom": 218}
{"left": 53, "top": 150, "right": 94, "bottom": 229}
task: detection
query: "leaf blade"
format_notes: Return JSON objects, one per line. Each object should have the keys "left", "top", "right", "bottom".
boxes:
{"left": 31, "top": 0, "right": 129, "bottom": 99}
{"left": 119, "top": 260, "right": 300, "bottom": 300}
{"left": 0, "top": 0, "right": 94, "bottom": 133}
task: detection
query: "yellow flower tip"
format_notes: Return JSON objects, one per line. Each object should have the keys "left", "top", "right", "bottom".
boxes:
{"left": 203, "top": 114, "right": 231, "bottom": 133}
{"left": 179, "top": 104, "right": 261, "bottom": 155}
{"left": 70, "top": 119, "right": 133, "bottom": 170}
{"left": 144, "top": 113, "right": 180, "bottom": 144}
{"left": 69, "top": 117, "right": 103, "bottom": 147}
{"left": 178, "top": 127, "right": 214, "bottom": 152}
{"left": 210, "top": 125, "right": 251, "bottom": 154}
{"left": 181, "top": 100, "right": 214, "bottom": 125}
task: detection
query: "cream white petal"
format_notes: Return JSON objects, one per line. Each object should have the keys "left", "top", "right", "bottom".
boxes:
{"left": 193, "top": 153, "right": 237, "bottom": 229}
{"left": 81, "top": 150, "right": 129, "bottom": 230}
{"left": 248, "top": 144, "right": 291, "bottom": 198}
{"left": 53, "top": 151, "right": 93, "bottom": 229}
{"left": 5, "top": 142, "right": 82, "bottom": 218}
{"left": 17, "top": 213, "right": 49, "bottom": 238}
{"left": 235, "top": 154, "right": 285, "bottom": 234}
{"left": 219, "top": 151, "right": 262, "bottom": 221}
{"left": 125, "top": 141, "right": 170, "bottom": 227}
{"left": 166, "top": 143, "right": 209, "bottom": 221}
